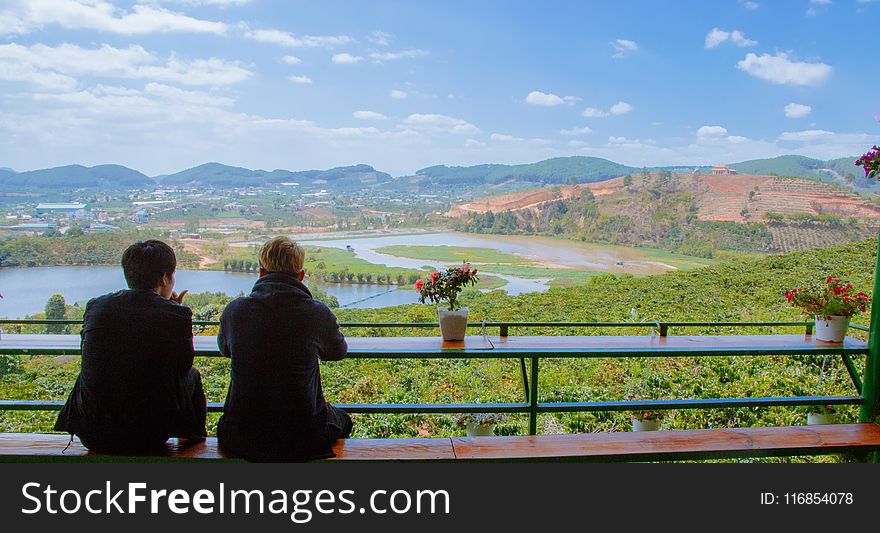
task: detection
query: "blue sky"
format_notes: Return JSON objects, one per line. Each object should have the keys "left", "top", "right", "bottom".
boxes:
{"left": 1, "top": 0, "right": 878, "bottom": 176}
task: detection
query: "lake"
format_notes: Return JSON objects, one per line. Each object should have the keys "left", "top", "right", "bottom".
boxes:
{"left": 0, "top": 266, "right": 419, "bottom": 318}
{"left": 0, "top": 231, "right": 700, "bottom": 318}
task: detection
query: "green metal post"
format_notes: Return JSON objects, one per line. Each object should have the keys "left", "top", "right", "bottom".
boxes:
{"left": 529, "top": 356, "right": 539, "bottom": 435}
{"left": 520, "top": 358, "right": 530, "bottom": 402}
{"left": 859, "top": 231, "right": 880, "bottom": 427}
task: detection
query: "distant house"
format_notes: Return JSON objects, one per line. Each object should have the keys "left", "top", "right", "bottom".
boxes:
{"left": 711, "top": 165, "right": 737, "bottom": 175}
{"left": 35, "top": 203, "right": 87, "bottom": 216}
{"left": 6, "top": 223, "right": 55, "bottom": 232}
{"left": 87, "top": 223, "right": 119, "bottom": 233}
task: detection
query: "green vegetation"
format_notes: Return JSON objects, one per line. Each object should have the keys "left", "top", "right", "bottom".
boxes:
{"left": 2, "top": 239, "right": 876, "bottom": 463}
{"left": 0, "top": 231, "right": 200, "bottom": 268}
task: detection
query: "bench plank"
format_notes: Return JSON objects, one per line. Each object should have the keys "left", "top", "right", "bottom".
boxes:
{"left": 3, "top": 425, "right": 879, "bottom": 462}
{"left": 451, "top": 424, "right": 880, "bottom": 462}
{"left": 0, "top": 433, "right": 454, "bottom": 462}
{"left": 328, "top": 438, "right": 455, "bottom": 461}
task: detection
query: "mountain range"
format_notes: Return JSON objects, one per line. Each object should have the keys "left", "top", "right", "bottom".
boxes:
{"left": 0, "top": 155, "right": 870, "bottom": 192}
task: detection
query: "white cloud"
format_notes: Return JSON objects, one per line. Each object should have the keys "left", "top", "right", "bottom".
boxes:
{"left": 403, "top": 113, "right": 480, "bottom": 134}
{"left": 784, "top": 102, "right": 812, "bottom": 118}
{"left": 741, "top": 1, "right": 759, "bottom": 9}
{"left": 811, "top": 0, "right": 832, "bottom": 4}
{"left": 490, "top": 133, "right": 523, "bottom": 142}
{"left": 609, "top": 101, "right": 633, "bottom": 115}
{"left": 697, "top": 125, "right": 729, "bottom": 138}
{"left": 288, "top": 75, "right": 312, "bottom": 84}
{"left": 143, "top": 82, "right": 234, "bottom": 106}
{"left": 331, "top": 53, "right": 363, "bottom": 64}
{"left": 0, "top": 42, "right": 252, "bottom": 88}
{"left": 524, "top": 90, "right": 579, "bottom": 106}
{"left": 163, "top": 0, "right": 252, "bottom": 6}
{"left": 353, "top": 110, "right": 387, "bottom": 120}
{"left": 705, "top": 28, "right": 758, "bottom": 48}
{"left": 369, "top": 49, "right": 428, "bottom": 62}
{"left": 367, "top": 30, "right": 392, "bottom": 46}
{"left": 778, "top": 129, "right": 834, "bottom": 141}
{"left": 737, "top": 52, "right": 831, "bottom": 85}
{"left": 390, "top": 89, "right": 407, "bottom": 99}
{"left": 560, "top": 126, "right": 593, "bottom": 136}
{"left": 582, "top": 101, "right": 633, "bottom": 117}
{"left": 463, "top": 138, "right": 485, "bottom": 148}
{"left": 280, "top": 55, "right": 301, "bottom": 65}
{"left": 243, "top": 28, "right": 352, "bottom": 48}
{"left": 0, "top": 0, "right": 228, "bottom": 36}
{"left": 582, "top": 107, "right": 609, "bottom": 118}
{"left": 611, "top": 39, "right": 638, "bottom": 58}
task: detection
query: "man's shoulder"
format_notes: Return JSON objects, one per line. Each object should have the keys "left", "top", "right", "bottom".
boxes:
{"left": 89, "top": 290, "right": 192, "bottom": 319}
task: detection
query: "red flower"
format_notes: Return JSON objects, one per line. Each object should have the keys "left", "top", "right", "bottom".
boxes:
{"left": 415, "top": 279, "right": 424, "bottom": 291}
{"left": 462, "top": 262, "right": 471, "bottom": 272}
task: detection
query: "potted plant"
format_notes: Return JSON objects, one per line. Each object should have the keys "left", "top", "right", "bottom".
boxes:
{"left": 785, "top": 276, "right": 870, "bottom": 342}
{"left": 415, "top": 263, "right": 479, "bottom": 341}
{"left": 807, "top": 405, "right": 837, "bottom": 426}
{"left": 456, "top": 413, "right": 506, "bottom": 437}
{"left": 631, "top": 410, "right": 663, "bottom": 432}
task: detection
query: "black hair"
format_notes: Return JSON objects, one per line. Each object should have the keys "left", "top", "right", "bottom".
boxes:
{"left": 121, "top": 239, "right": 177, "bottom": 290}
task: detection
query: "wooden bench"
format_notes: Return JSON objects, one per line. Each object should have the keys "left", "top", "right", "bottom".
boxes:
{"left": 3, "top": 424, "right": 879, "bottom": 462}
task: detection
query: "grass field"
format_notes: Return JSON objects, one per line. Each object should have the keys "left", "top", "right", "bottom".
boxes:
{"left": 376, "top": 245, "right": 533, "bottom": 265}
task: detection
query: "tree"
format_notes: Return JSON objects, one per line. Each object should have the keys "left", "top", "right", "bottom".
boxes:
{"left": 45, "top": 294, "right": 68, "bottom": 334}
{"left": 65, "top": 224, "right": 84, "bottom": 237}
{"left": 184, "top": 216, "right": 200, "bottom": 234}
{"left": 623, "top": 175, "right": 633, "bottom": 187}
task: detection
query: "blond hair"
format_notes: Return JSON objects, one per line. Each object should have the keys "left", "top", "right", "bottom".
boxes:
{"left": 259, "top": 236, "right": 305, "bottom": 274}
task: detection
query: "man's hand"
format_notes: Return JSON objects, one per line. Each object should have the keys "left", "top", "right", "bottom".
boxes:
{"left": 171, "top": 290, "right": 188, "bottom": 304}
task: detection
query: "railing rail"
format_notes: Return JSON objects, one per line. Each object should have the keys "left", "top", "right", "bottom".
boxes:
{"left": 0, "top": 318, "right": 872, "bottom": 437}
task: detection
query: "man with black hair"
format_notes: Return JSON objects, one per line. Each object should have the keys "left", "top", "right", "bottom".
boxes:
{"left": 55, "top": 239, "right": 207, "bottom": 454}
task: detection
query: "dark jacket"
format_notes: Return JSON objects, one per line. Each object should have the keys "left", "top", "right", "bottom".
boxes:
{"left": 217, "top": 273, "right": 347, "bottom": 461}
{"left": 54, "top": 289, "right": 197, "bottom": 451}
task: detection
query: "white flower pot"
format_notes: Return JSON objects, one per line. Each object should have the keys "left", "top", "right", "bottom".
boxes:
{"left": 807, "top": 413, "right": 836, "bottom": 426}
{"left": 466, "top": 422, "right": 496, "bottom": 437}
{"left": 814, "top": 315, "right": 848, "bottom": 343}
{"left": 632, "top": 418, "right": 661, "bottom": 432}
{"left": 438, "top": 306, "right": 468, "bottom": 341}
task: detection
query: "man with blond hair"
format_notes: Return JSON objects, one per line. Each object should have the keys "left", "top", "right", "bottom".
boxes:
{"left": 216, "top": 236, "right": 351, "bottom": 461}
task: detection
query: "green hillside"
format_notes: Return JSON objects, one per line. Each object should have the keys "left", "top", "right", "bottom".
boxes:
{"left": 730, "top": 155, "right": 876, "bottom": 192}
{"left": 415, "top": 156, "right": 638, "bottom": 187}
{"left": 160, "top": 162, "right": 392, "bottom": 188}
{"left": 0, "top": 164, "right": 153, "bottom": 189}
{"left": 3, "top": 239, "right": 877, "bottom": 458}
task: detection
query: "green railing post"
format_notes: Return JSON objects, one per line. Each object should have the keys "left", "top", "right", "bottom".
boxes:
{"left": 859, "top": 231, "right": 880, "bottom": 428}
{"left": 529, "top": 356, "right": 539, "bottom": 435}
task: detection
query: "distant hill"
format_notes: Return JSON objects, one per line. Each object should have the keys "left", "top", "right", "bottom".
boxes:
{"left": 414, "top": 157, "right": 638, "bottom": 187}
{"left": 159, "top": 162, "right": 392, "bottom": 189}
{"left": 0, "top": 154, "right": 872, "bottom": 192}
{"left": 729, "top": 155, "right": 876, "bottom": 192}
{"left": 0, "top": 164, "right": 153, "bottom": 189}
{"left": 449, "top": 171, "right": 880, "bottom": 255}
